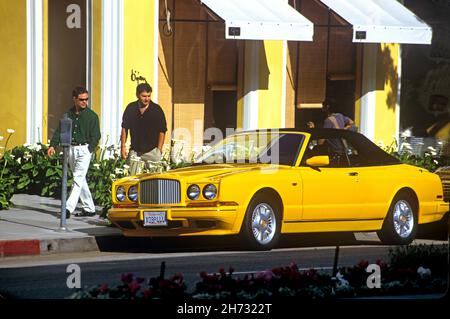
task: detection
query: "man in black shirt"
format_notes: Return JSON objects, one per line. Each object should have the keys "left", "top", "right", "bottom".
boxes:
{"left": 121, "top": 83, "right": 167, "bottom": 173}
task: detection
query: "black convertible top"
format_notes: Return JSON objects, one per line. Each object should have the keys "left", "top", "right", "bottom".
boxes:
{"left": 235, "top": 128, "right": 401, "bottom": 166}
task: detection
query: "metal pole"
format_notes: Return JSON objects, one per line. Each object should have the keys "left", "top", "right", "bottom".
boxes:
{"left": 59, "top": 146, "right": 69, "bottom": 231}
{"left": 332, "top": 245, "right": 340, "bottom": 278}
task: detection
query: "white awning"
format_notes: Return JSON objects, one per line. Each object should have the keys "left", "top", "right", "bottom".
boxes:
{"left": 200, "top": 0, "right": 313, "bottom": 41}
{"left": 319, "top": 0, "right": 432, "bottom": 44}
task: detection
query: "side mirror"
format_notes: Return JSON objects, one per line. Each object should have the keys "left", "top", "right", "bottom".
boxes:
{"left": 306, "top": 155, "right": 329, "bottom": 167}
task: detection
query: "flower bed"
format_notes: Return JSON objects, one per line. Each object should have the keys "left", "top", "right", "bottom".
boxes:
{"left": 0, "top": 131, "right": 193, "bottom": 214}
{"left": 68, "top": 244, "right": 448, "bottom": 300}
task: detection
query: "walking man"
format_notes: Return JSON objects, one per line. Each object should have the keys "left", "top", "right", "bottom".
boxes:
{"left": 47, "top": 86, "right": 101, "bottom": 218}
{"left": 121, "top": 83, "right": 167, "bottom": 174}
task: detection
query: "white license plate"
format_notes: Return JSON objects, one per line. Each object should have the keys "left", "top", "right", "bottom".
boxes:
{"left": 143, "top": 211, "right": 167, "bottom": 227}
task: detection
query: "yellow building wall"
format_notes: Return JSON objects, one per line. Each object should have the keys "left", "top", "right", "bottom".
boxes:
{"left": 374, "top": 43, "right": 399, "bottom": 148}
{"left": 123, "top": 0, "right": 156, "bottom": 109}
{"left": 92, "top": 0, "right": 102, "bottom": 120}
{"left": 0, "top": 0, "right": 27, "bottom": 149}
{"left": 258, "top": 41, "right": 284, "bottom": 129}
{"left": 237, "top": 41, "right": 286, "bottom": 130}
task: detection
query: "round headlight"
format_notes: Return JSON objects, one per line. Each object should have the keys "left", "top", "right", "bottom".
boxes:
{"left": 203, "top": 184, "right": 217, "bottom": 200}
{"left": 187, "top": 184, "right": 200, "bottom": 200}
{"left": 116, "top": 186, "right": 126, "bottom": 202}
{"left": 128, "top": 185, "right": 138, "bottom": 202}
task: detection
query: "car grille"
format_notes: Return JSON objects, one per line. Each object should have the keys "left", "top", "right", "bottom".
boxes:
{"left": 140, "top": 179, "right": 181, "bottom": 204}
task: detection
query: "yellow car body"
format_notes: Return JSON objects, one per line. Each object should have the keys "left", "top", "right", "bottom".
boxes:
{"left": 108, "top": 129, "right": 448, "bottom": 249}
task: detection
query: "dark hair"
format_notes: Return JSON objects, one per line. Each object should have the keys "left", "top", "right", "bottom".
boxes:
{"left": 136, "top": 83, "right": 152, "bottom": 96}
{"left": 322, "top": 98, "right": 337, "bottom": 113}
{"left": 72, "top": 86, "right": 88, "bottom": 98}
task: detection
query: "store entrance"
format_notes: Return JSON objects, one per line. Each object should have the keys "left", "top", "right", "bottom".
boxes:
{"left": 326, "top": 79, "right": 355, "bottom": 120}
{"left": 211, "top": 90, "right": 237, "bottom": 138}
{"left": 48, "top": 0, "right": 87, "bottom": 137}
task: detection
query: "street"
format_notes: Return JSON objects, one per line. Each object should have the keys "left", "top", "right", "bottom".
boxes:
{"left": 0, "top": 232, "right": 446, "bottom": 299}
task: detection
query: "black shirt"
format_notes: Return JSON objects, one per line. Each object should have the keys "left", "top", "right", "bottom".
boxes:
{"left": 121, "top": 101, "right": 167, "bottom": 153}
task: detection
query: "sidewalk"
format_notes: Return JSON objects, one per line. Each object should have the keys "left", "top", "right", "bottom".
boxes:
{"left": 1, "top": 194, "right": 446, "bottom": 258}
{"left": 0, "top": 194, "right": 120, "bottom": 257}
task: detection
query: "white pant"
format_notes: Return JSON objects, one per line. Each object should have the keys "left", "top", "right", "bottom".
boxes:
{"left": 66, "top": 145, "right": 95, "bottom": 213}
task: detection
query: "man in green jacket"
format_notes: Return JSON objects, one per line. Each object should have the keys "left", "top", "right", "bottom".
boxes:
{"left": 47, "top": 86, "right": 101, "bottom": 219}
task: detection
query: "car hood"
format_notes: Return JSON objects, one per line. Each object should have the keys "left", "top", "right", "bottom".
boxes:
{"left": 134, "top": 164, "right": 274, "bottom": 183}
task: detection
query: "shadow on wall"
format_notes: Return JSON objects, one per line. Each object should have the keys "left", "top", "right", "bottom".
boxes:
{"left": 242, "top": 40, "right": 270, "bottom": 97}
{"left": 377, "top": 44, "right": 398, "bottom": 111}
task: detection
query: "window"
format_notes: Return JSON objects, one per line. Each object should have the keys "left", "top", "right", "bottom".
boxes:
{"left": 302, "top": 135, "right": 349, "bottom": 167}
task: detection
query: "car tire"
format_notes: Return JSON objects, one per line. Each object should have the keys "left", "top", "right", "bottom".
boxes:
{"left": 241, "top": 194, "right": 281, "bottom": 250}
{"left": 377, "top": 194, "right": 418, "bottom": 245}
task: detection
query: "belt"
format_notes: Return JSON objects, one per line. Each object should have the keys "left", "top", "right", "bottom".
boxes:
{"left": 71, "top": 143, "right": 88, "bottom": 146}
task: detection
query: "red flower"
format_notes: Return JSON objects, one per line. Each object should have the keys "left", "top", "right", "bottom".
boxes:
{"left": 99, "top": 284, "right": 109, "bottom": 294}
{"left": 121, "top": 273, "right": 134, "bottom": 284}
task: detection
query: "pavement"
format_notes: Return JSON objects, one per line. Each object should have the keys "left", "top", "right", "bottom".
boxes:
{"left": 0, "top": 194, "right": 121, "bottom": 257}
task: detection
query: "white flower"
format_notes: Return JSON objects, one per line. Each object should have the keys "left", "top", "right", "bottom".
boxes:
{"left": 23, "top": 143, "right": 31, "bottom": 148}
{"left": 28, "top": 143, "right": 42, "bottom": 152}
{"left": 123, "top": 164, "right": 130, "bottom": 169}
{"left": 16, "top": 157, "right": 21, "bottom": 164}
{"left": 24, "top": 151, "right": 32, "bottom": 160}
{"left": 115, "top": 168, "right": 124, "bottom": 174}
{"left": 10, "top": 154, "right": 15, "bottom": 159}
{"left": 93, "top": 163, "right": 100, "bottom": 169}
{"left": 0, "top": 136, "right": 3, "bottom": 141}
{"left": 401, "top": 142, "right": 412, "bottom": 150}
{"left": 400, "top": 128, "right": 412, "bottom": 138}
{"left": 7, "top": 129, "right": 15, "bottom": 134}
{"left": 417, "top": 266, "right": 431, "bottom": 279}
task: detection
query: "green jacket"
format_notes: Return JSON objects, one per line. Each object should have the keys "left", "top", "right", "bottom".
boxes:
{"left": 50, "top": 107, "right": 101, "bottom": 153}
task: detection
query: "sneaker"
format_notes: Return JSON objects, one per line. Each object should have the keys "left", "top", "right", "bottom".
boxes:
{"left": 74, "top": 209, "right": 96, "bottom": 217}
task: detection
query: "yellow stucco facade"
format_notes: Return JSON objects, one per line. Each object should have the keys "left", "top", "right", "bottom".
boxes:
{"left": 123, "top": 0, "right": 157, "bottom": 109}
{"left": 374, "top": 43, "right": 400, "bottom": 147}
{"left": 0, "top": 0, "right": 409, "bottom": 154}
{"left": 258, "top": 41, "right": 285, "bottom": 129}
{"left": 0, "top": 0, "right": 27, "bottom": 148}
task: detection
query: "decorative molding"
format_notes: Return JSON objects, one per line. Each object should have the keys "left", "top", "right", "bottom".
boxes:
{"left": 101, "top": 0, "right": 124, "bottom": 146}
{"left": 243, "top": 41, "right": 259, "bottom": 130}
{"left": 396, "top": 45, "right": 402, "bottom": 144}
{"left": 360, "top": 43, "right": 377, "bottom": 141}
{"left": 27, "top": 0, "right": 43, "bottom": 143}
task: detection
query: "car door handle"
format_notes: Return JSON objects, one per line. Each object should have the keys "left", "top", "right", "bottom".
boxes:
{"left": 348, "top": 172, "right": 359, "bottom": 176}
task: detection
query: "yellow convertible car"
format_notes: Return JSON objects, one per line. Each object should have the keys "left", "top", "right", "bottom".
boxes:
{"left": 108, "top": 129, "right": 448, "bottom": 250}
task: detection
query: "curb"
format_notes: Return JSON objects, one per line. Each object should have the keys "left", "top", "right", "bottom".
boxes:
{"left": 0, "top": 240, "right": 40, "bottom": 257}
{"left": 0, "top": 236, "right": 100, "bottom": 258}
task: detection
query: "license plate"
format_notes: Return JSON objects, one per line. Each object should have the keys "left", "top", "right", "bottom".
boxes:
{"left": 143, "top": 211, "right": 167, "bottom": 227}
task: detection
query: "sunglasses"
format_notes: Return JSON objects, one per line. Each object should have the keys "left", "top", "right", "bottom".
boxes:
{"left": 78, "top": 98, "right": 89, "bottom": 102}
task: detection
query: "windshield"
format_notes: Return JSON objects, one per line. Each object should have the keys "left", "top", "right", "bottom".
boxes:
{"left": 195, "top": 132, "right": 304, "bottom": 166}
